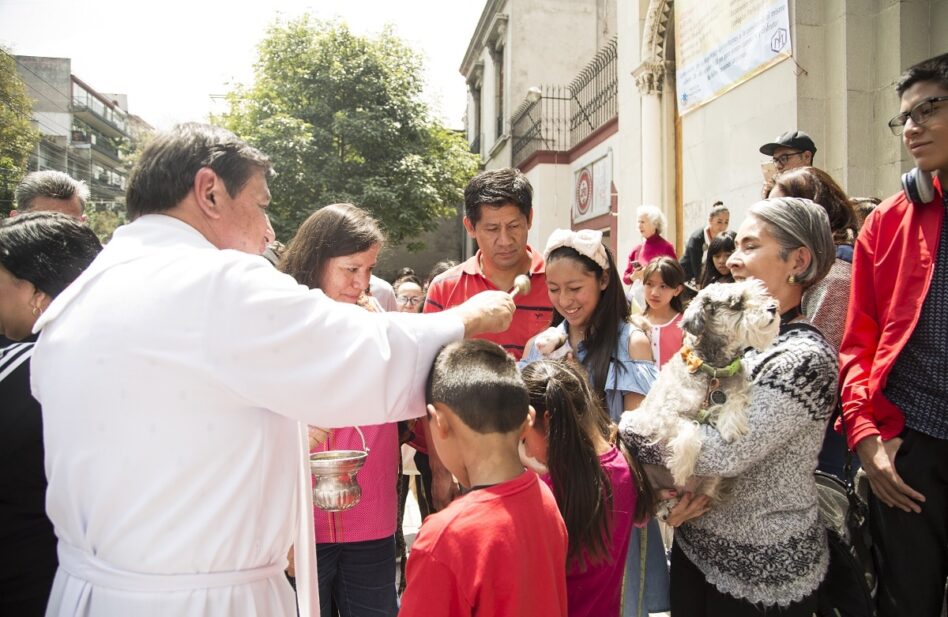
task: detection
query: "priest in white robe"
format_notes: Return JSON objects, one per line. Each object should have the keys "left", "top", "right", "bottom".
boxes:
{"left": 30, "top": 123, "right": 514, "bottom": 617}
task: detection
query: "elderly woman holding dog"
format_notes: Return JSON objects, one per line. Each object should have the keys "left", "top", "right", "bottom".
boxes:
{"left": 623, "top": 197, "right": 837, "bottom": 616}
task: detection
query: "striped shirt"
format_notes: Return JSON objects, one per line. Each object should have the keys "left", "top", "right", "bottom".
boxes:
{"left": 423, "top": 247, "right": 552, "bottom": 359}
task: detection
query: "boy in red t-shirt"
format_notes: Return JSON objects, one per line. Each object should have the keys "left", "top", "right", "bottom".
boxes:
{"left": 399, "top": 340, "right": 568, "bottom": 617}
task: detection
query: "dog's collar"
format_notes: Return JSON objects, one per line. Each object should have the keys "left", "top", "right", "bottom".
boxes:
{"left": 695, "top": 408, "right": 715, "bottom": 425}
{"left": 680, "top": 346, "right": 742, "bottom": 378}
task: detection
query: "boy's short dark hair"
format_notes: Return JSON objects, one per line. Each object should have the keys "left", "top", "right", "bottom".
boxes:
{"left": 896, "top": 53, "right": 948, "bottom": 96}
{"left": 426, "top": 339, "right": 529, "bottom": 433}
{"left": 463, "top": 168, "right": 533, "bottom": 226}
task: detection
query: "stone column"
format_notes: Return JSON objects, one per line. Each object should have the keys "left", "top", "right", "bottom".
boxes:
{"left": 633, "top": 62, "right": 669, "bottom": 208}
{"left": 632, "top": 0, "right": 675, "bottom": 228}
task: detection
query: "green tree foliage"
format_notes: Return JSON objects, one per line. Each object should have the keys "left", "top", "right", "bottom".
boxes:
{"left": 217, "top": 18, "right": 478, "bottom": 247}
{"left": 84, "top": 206, "right": 126, "bottom": 244}
{"left": 0, "top": 49, "right": 40, "bottom": 216}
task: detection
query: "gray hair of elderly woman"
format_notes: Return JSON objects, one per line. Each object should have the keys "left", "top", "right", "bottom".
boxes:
{"left": 748, "top": 197, "right": 835, "bottom": 289}
{"left": 636, "top": 204, "right": 666, "bottom": 236}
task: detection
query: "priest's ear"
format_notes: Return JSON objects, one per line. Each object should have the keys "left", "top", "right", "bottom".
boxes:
{"left": 194, "top": 168, "right": 226, "bottom": 220}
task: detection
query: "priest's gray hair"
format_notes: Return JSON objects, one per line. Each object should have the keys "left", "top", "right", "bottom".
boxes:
{"left": 636, "top": 204, "right": 666, "bottom": 236}
{"left": 126, "top": 123, "right": 273, "bottom": 220}
{"left": 749, "top": 197, "right": 835, "bottom": 289}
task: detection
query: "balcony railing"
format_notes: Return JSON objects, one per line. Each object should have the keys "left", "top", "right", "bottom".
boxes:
{"left": 568, "top": 36, "right": 618, "bottom": 146}
{"left": 92, "top": 139, "right": 120, "bottom": 161}
{"left": 509, "top": 38, "right": 617, "bottom": 168}
{"left": 71, "top": 85, "right": 127, "bottom": 136}
{"left": 510, "top": 85, "right": 570, "bottom": 169}
{"left": 71, "top": 128, "right": 122, "bottom": 162}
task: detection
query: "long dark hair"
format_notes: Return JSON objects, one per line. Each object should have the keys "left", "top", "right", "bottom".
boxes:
{"left": 279, "top": 203, "right": 383, "bottom": 289}
{"left": 640, "top": 256, "right": 686, "bottom": 314}
{"left": 522, "top": 360, "right": 652, "bottom": 569}
{"left": 547, "top": 245, "right": 627, "bottom": 398}
{"left": 522, "top": 360, "right": 612, "bottom": 569}
{"left": 697, "top": 231, "right": 736, "bottom": 289}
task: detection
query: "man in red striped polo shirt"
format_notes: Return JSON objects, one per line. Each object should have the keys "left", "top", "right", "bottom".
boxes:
{"left": 422, "top": 168, "right": 552, "bottom": 508}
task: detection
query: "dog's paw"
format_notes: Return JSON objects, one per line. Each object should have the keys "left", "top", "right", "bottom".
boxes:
{"left": 668, "top": 422, "right": 702, "bottom": 486}
{"left": 619, "top": 409, "right": 658, "bottom": 441}
{"left": 534, "top": 328, "right": 569, "bottom": 358}
{"left": 715, "top": 409, "right": 749, "bottom": 442}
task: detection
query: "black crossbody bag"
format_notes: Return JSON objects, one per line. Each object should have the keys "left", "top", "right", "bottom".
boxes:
{"left": 814, "top": 406, "right": 877, "bottom": 617}
{"left": 780, "top": 322, "right": 876, "bottom": 617}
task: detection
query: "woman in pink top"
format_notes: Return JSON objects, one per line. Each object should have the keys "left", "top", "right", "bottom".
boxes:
{"left": 634, "top": 257, "right": 686, "bottom": 368}
{"left": 623, "top": 205, "right": 678, "bottom": 285}
{"left": 280, "top": 204, "right": 399, "bottom": 617}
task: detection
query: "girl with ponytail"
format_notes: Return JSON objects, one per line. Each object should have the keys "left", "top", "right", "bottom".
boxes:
{"left": 521, "top": 360, "right": 652, "bottom": 617}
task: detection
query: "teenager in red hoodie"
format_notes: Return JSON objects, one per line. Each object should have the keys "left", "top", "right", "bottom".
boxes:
{"left": 839, "top": 52, "right": 948, "bottom": 617}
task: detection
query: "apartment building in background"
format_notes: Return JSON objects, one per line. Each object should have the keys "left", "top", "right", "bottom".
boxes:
{"left": 14, "top": 55, "right": 152, "bottom": 211}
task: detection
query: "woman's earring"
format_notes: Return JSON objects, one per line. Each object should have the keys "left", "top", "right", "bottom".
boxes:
{"left": 787, "top": 274, "right": 797, "bottom": 285}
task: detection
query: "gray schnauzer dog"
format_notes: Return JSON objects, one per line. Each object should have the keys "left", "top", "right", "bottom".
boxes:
{"left": 620, "top": 279, "right": 780, "bottom": 507}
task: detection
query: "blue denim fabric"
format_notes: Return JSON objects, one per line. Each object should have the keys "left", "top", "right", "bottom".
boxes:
{"left": 316, "top": 536, "right": 398, "bottom": 617}
{"left": 623, "top": 517, "right": 671, "bottom": 616}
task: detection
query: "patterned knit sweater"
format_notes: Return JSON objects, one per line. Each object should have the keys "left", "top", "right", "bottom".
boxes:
{"left": 622, "top": 325, "right": 837, "bottom": 606}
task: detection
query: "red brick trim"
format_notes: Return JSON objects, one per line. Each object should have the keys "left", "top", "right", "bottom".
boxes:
{"left": 517, "top": 116, "right": 619, "bottom": 174}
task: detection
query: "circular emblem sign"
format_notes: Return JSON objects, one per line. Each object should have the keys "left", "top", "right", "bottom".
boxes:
{"left": 576, "top": 168, "right": 592, "bottom": 216}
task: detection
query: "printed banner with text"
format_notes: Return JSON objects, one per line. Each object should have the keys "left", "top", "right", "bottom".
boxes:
{"left": 675, "top": 0, "right": 791, "bottom": 115}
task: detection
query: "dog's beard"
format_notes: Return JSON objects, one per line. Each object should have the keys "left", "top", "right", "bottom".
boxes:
{"left": 740, "top": 306, "right": 782, "bottom": 350}
{"left": 519, "top": 441, "right": 549, "bottom": 474}
{"left": 743, "top": 320, "right": 779, "bottom": 350}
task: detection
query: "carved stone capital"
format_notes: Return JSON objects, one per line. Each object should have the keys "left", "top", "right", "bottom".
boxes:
{"left": 637, "top": 0, "right": 674, "bottom": 95}
{"left": 633, "top": 61, "right": 674, "bottom": 95}
{"left": 467, "top": 61, "right": 484, "bottom": 89}
{"left": 486, "top": 13, "right": 508, "bottom": 52}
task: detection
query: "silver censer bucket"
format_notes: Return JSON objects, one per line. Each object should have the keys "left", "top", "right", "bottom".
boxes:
{"left": 309, "top": 426, "right": 369, "bottom": 512}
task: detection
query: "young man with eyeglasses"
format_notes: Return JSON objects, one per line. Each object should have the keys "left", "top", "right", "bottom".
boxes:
{"left": 839, "top": 52, "right": 948, "bottom": 617}
{"left": 759, "top": 130, "right": 818, "bottom": 172}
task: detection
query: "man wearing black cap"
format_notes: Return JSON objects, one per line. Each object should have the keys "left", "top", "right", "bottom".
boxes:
{"left": 760, "top": 130, "right": 818, "bottom": 172}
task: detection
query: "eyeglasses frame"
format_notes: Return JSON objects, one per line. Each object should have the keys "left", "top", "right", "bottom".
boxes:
{"left": 772, "top": 151, "right": 805, "bottom": 167}
{"left": 396, "top": 295, "right": 423, "bottom": 306}
{"left": 888, "top": 95, "right": 948, "bottom": 136}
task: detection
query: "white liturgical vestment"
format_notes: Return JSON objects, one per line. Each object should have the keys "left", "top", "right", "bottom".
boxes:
{"left": 31, "top": 215, "right": 463, "bottom": 617}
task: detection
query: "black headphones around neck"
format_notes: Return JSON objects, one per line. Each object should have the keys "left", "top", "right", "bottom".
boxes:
{"left": 901, "top": 167, "right": 935, "bottom": 205}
